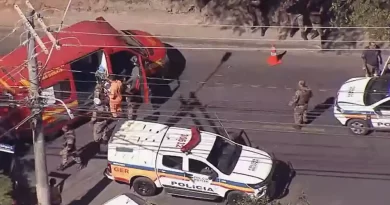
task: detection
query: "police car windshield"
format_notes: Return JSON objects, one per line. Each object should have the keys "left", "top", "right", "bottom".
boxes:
{"left": 206, "top": 137, "right": 242, "bottom": 175}
{"left": 364, "top": 76, "right": 390, "bottom": 105}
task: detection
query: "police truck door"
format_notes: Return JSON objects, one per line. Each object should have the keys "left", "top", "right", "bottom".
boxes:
{"left": 182, "top": 156, "right": 220, "bottom": 200}
{"left": 156, "top": 154, "right": 186, "bottom": 195}
{"left": 371, "top": 98, "right": 390, "bottom": 129}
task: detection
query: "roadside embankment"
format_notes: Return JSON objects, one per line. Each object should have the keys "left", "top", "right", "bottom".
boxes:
{"left": 0, "top": 0, "right": 387, "bottom": 54}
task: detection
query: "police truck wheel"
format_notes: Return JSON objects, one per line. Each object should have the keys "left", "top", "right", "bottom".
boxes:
{"left": 226, "top": 191, "right": 245, "bottom": 205}
{"left": 347, "top": 119, "right": 369, "bottom": 135}
{"left": 133, "top": 177, "right": 157, "bottom": 196}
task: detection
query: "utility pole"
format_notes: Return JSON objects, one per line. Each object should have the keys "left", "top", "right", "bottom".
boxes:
{"left": 27, "top": 10, "right": 51, "bottom": 205}
{"left": 14, "top": 4, "right": 51, "bottom": 205}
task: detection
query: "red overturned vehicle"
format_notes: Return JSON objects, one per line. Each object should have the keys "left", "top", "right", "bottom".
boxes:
{"left": 0, "top": 16, "right": 169, "bottom": 139}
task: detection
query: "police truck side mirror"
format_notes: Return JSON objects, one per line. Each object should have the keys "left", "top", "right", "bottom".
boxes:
{"left": 208, "top": 171, "right": 218, "bottom": 181}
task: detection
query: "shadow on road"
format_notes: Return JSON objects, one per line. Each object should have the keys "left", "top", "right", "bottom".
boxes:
{"left": 78, "top": 142, "right": 100, "bottom": 167}
{"left": 68, "top": 177, "right": 112, "bottom": 205}
{"left": 11, "top": 157, "right": 38, "bottom": 204}
{"left": 143, "top": 43, "right": 186, "bottom": 120}
{"left": 163, "top": 92, "right": 224, "bottom": 137}
{"left": 162, "top": 43, "right": 186, "bottom": 81}
{"left": 306, "top": 97, "right": 335, "bottom": 124}
{"left": 297, "top": 168, "right": 390, "bottom": 181}
{"left": 269, "top": 160, "right": 296, "bottom": 200}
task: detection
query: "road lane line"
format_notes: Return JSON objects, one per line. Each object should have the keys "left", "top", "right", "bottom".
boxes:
{"left": 261, "top": 125, "right": 325, "bottom": 133}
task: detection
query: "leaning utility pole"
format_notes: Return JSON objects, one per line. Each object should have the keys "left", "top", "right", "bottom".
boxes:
{"left": 27, "top": 11, "right": 51, "bottom": 205}
{"left": 14, "top": 4, "right": 51, "bottom": 205}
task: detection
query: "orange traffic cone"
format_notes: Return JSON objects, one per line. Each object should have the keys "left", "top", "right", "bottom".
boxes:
{"left": 267, "top": 45, "right": 282, "bottom": 66}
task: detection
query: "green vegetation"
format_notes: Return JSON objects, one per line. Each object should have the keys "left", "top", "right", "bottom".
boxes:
{"left": 331, "top": 0, "right": 390, "bottom": 40}
{"left": 236, "top": 192, "right": 310, "bottom": 205}
{"left": 0, "top": 173, "right": 13, "bottom": 205}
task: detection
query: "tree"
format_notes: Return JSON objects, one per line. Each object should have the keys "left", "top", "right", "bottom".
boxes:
{"left": 331, "top": 0, "right": 390, "bottom": 40}
{"left": 0, "top": 173, "right": 13, "bottom": 205}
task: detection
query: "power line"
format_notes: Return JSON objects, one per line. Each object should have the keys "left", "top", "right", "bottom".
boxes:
{"left": 7, "top": 83, "right": 390, "bottom": 98}
{"left": 57, "top": 30, "right": 390, "bottom": 44}
{"left": 81, "top": 19, "right": 390, "bottom": 29}
{"left": 12, "top": 95, "right": 385, "bottom": 120}
{"left": 0, "top": 35, "right": 82, "bottom": 82}
{"left": 0, "top": 50, "right": 46, "bottom": 83}
{"left": 37, "top": 0, "right": 73, "bottom": 81}
{"left": 61, "top": 43, "right": 390, "bottom": 51}
{"left": 42, "top": 110, "right": 390, "bottom": 140}
{"left": 41, "top": 100, "right": 390, "bottom": 130}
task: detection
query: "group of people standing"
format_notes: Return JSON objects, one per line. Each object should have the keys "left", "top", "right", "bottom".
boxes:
{"left": 57, "top": 57, "right": 142, "bottom": 171}
{"left": 247, "top": 0, "right": 331, "bottom": 40}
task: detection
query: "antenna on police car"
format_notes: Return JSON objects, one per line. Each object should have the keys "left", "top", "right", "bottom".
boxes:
{"left": 214, "top": 113, "right": 230, "bottom": 139}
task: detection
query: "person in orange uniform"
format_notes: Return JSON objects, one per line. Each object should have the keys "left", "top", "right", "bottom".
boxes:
{"left": 108, "top": 75, "right": 123, "bottom": 118}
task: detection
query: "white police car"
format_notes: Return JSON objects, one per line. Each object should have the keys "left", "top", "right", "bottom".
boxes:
{"left": 104, "top": 120, "right": 275, "bottom": 205}
{"left": 334, "top": 66, "right": 390, "bottom": 135}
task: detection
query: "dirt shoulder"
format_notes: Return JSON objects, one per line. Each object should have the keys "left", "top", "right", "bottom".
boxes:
{"left": 0, "top": 0, "right": 379, "bottom": 51}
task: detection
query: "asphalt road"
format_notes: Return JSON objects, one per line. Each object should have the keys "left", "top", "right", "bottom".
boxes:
{"left": 2, "top": 32, "right": 390, "bottom": 205}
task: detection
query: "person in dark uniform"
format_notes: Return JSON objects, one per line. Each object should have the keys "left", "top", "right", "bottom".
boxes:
{"left": 362, "top": 42, "right": 383, "bottom": 77}
{"left": 247, "top": 0, "right": 270, "bottom": 36}
{"left": 57, "top": 125, "right": 83, "bottom": 171}
{"left": 49, "top": 178, "right": 62, "bottom": 205}
{"left": 289, "top": 80, "right": 313, "bottom": 129}
{"left": 307, "top": 0, "right": 331, "bottom": 39}
{"left": 284, "top": 0, "right": 311, "bottom": 40}
{"left": 122, "top": 56, "right": 142, "bottom": 119}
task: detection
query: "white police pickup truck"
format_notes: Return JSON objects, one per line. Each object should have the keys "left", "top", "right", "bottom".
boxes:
{"left": 334, "top": 61, "right": 390, "bottom": 135}
{"left": 104, "top": 120, "right": 275, "bottom": 205}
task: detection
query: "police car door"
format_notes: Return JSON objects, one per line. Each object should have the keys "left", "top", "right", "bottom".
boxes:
{"left": 371, "top": 98, "right": 390, "bottom": 129}
{"left": 156, "top": 154, "right": 187, "bottom": 195}
{"left": 380, "top": 56, "right": 390, "bottom": 76}
{"left": 182, "top": 155, "right": 220, "bottom": 200}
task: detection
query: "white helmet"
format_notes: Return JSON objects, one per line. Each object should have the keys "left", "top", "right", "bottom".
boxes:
{"left": 130, "top": 56, "right": 138, "bottom": 64}
{"left": 93, "top": 98, "right": 101, "bottom": 105}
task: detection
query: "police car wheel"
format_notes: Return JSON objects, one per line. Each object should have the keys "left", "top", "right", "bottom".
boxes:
{"left": 226, "top": 191, "right": 245, "bottom": 205}
{"left": 347, "top": 119, "right": 369, "bottom": 135}
{"left": 133, "top": 177, "right": 157, "bottom": 196}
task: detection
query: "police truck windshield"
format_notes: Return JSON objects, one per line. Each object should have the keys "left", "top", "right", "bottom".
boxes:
{"left": 364, "top": 76, "right": 390, "bottom": 105}
{"left": 206, "top": 137, "right": 242, "bottom": 175}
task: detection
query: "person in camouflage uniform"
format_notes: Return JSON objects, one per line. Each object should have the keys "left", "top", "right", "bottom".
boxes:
{"left": 57, "top": 125, "right": 83, "bottom": 171}
{"left": 91, "top": 83, "right": 111, "bottom": 152}
{"left": 289, "top": 80, "right": 313, "bottom": 129}
{"left": 247, "top": 0, "right": 270, "bottom": 36}
{"left": 91, "top": 97, "right": 110, "bottom": 145}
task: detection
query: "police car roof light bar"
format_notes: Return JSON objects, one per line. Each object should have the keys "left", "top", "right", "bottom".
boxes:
{"left": 180, "top": 127, "right": 201, "bottom": 153}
